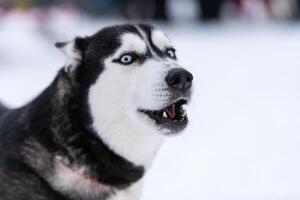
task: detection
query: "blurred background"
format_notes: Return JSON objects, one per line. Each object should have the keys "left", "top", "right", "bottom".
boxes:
{"left": 0, "top": 0, "right": 300, "bottom": 200}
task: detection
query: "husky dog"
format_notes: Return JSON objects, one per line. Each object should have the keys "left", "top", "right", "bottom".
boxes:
{"left": 0, "top": 24, "right": 193, "bottom": 200}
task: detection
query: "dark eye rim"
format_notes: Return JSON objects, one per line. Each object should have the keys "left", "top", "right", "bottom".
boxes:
{"left": 166, "top": 48, "right": 177, "bottom": 59}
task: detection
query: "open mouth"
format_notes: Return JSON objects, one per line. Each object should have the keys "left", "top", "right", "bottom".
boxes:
{"left": 138, "top": 99, "right": 188, "bottom": 132}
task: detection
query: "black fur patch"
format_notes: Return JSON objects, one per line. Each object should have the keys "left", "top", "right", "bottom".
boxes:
{"left": 0, "top": 102, "right": 8, "bottom": 117}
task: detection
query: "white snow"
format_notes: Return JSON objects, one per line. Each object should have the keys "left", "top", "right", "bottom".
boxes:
{"left": 0, "top": 13, "right": 300, "bottom": 200}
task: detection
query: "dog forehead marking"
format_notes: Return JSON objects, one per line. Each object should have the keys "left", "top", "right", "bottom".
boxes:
{"left": 135, "top": 25, "right": 158, "bottom": 57}
{"left": 151, "top": 30, "right": 172, "bottom": 51}
{"left": 119, "top": 33, "right": 147, "bottom": 54}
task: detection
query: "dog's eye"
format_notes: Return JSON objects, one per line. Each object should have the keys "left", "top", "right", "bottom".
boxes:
{"left": 166, "top": 49, "right": 176, "bottom": 59}
{"left": 119, "top": 54, "right": 135, "bottom": 65}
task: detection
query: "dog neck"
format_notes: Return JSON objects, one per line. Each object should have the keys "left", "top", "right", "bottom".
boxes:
{"left": 92, "top": 115, "right": 165, "bottom": 168}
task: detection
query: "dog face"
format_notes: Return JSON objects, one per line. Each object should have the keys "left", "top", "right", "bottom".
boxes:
{"left": 57, "top": 24, "right": 193, "bottom": 165}
{"left": 58, "top": 24, "right": 193, "bottom": 135}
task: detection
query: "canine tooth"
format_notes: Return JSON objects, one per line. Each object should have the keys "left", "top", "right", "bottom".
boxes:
{"left": 163, "top": 111, "right": 168, "bottom": 118}
{"left": 181, "top": 111, "right": 187, "bottom": 117}
{"left": 182, "top": 104, "right": 187, "bottom": 111}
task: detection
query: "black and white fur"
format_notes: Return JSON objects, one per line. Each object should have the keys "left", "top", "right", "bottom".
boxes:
{"left": 0, "top": 24, "right": 193, "bottom": 200}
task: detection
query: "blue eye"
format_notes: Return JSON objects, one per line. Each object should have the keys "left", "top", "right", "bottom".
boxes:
{"left": 166, "top": 49, "right": 176, "bottom": 59}
{"left": 119, "top": 54, "right": 135, "bottom": 65}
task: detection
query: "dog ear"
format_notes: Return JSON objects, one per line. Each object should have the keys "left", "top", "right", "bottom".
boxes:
{"left": 55, "top": 37, "right": 88, "bottom": 73}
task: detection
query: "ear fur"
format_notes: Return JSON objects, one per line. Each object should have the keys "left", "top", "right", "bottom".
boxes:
{"left": 55, "top": 37, "right": 88, "bottom": 73}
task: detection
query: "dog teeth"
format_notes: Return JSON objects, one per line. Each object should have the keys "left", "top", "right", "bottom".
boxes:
{"left": 181, "top": 111, "right": 187, "bottom": 117}
{"left": 163, "top": 111, "right": 168, "bottom": 118}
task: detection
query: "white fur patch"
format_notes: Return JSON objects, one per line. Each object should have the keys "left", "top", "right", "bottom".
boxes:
{"left": 88, "top": 61, "right": 166, "bottom": 167}
{"left": 50, "top": 156, "right": 111, "bottom": 199}
{"left": 115, "top": 33, "right": 147, "bottom": 57}
{"left": 151, "top": 30, "right": 172, "bottom": 52}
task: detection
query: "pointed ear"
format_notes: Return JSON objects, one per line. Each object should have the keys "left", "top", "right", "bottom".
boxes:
{"left": 55, "top": 37, "right": 88, "bottom": 73}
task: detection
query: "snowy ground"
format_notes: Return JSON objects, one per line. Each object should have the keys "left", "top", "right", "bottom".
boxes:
{"left": 0, "top": 13, "right": 300, "bottom": 200}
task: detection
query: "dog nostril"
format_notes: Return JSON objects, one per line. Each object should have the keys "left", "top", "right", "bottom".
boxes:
{"left": 166, "top": 68, "right": 193, "bottom": 92}
{"left": 170, "top": 77, "right": 181, "bottom": 85}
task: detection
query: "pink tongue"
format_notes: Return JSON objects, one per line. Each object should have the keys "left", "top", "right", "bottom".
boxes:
{"left": 165, "top": 104, "right": 176, "bottom": 119}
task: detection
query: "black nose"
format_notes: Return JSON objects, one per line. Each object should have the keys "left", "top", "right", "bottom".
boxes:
{"left": 166, "top": 68, "right": 193, "bottom": 92}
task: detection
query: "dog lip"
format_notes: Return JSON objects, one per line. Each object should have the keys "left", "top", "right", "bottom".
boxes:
{"left": 151, "top": 97, "right": 189, "bottom": 111}
{"left": 138, "top": 97, "right": 188, "bottom": 113}
{"left": 165, "top": 97, "right": 188, "bottom": 108}
{"left": 137, "top": 98, "right": 189, "bottom": 133}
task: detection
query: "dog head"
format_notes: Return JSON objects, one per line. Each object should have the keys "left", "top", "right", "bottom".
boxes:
{"left": 56, "top": 24, "right": 193, "bottom": 165}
